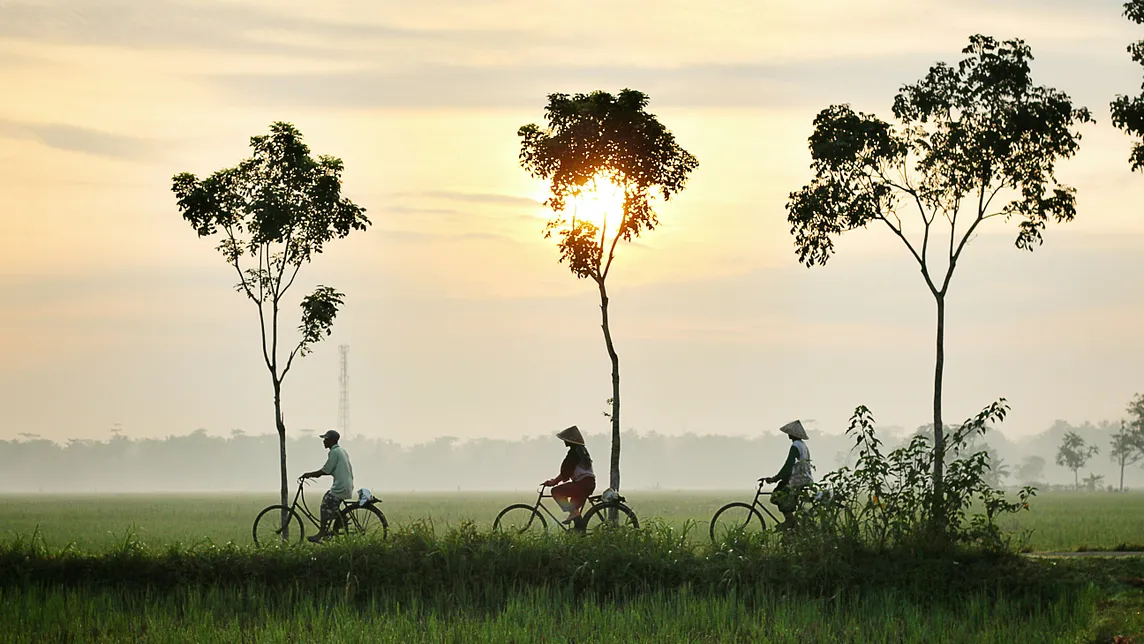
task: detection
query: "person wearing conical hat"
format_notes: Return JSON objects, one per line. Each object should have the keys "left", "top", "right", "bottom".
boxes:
{"left": 761, "top": 420, "right": 813, "bottom": 530}
{"left": 542, "top": 425, "right": 596, "bottom": 530}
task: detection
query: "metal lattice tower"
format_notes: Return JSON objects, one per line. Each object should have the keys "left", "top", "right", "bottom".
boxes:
{"left": 337, "top": 344, "right": 350, "bottom": 440}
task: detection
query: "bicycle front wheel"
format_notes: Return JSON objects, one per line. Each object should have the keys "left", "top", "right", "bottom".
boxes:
{"left": 336, "top": 504, "right": 389, "bottom": 541}
{"left": 253, "top": 505, "right": 305, "bottom": 547}
{"left": 709, "top": 502, "right": 766, "bottom": 543}
{"left": 493, "top": 504, "right": 547, "bottom": 534}
{"left": 581, "top": 503, "right": 639, "bottom": 532}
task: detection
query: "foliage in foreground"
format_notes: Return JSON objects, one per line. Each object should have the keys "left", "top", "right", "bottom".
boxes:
{"left": 0, "top": 582, "right": 1104, "bottom": 644}
{"left": 797, "top": 400, "right": 1035, "bottom": 554}
{"left": 0, "top": 520, "right": 1069, "bottom": 603}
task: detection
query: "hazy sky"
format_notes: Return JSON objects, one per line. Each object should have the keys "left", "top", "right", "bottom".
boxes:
{"left": 1, "top": 0, "right": 1141, "bottom": 447}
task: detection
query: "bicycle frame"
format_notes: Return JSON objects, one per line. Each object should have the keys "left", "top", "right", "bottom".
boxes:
{"left": 746, "top": 481, "right": 783, "bottom": 525}
{"left": 290, "top": 478, "right": 367, "bottom": 533}
{"left": 530, "top": 485, "right": 604, "bottom": 531}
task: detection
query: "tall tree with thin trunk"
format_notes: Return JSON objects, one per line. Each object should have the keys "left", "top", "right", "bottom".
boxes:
{"left": 1109, "top": 420, "right": 1144, "bottom": 492}
{"left": 1112, "top": 0, "right": 1144, "bottom": 169}
{"left": 518, "top": 89, "right": 698, "bottom": 493}
{"left": 1056, "top": 431, "right": 1098, "bottom": 490}
{"left": 172, "top": 122, "right": 369, "bottom": 521}
{"left": 786, "top": 35, "right": 1092, "bottom": 528}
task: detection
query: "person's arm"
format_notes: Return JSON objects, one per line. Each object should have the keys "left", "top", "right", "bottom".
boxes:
{"left": 764, "top": 445, "right": 799, "bottom": 483}
{"left": 302, "top": 451, "right": 336, "bottom": 479}
{"left": 543, "top": 453, "right": 576, "bottom": 486}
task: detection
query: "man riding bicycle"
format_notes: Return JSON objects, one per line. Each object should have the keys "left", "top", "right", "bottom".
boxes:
{"left": 299, "top": 429, "right": 353, "bottom": 543}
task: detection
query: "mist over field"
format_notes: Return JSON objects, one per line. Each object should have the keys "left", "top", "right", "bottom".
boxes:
{"left": 2, "top": 418, "right": 1137, "bottom": 493}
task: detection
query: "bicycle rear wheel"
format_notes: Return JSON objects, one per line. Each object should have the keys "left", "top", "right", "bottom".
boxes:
{"left": 493, "top": 504, "right": 547, "bottom": 534}
{"left": 709, "top": 502, "right": 766, "bottom": 543}
{"left": 253, "top": 505, "right": 305, "bottom": 547}
{"left": 581, "top": 502, "right": 639, "bottom": 532}
{"left": 335, "top": 504, "right": 389, "bottom": 540}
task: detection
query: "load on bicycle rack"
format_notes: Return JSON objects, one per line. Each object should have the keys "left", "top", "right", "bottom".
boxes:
{"left": 493, "top": 483, "right": 639, "bottom": 534}
{"left": 252, "top": 476, "right": 389, "bottom": 546}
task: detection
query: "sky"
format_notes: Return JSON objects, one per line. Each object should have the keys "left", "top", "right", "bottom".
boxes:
{"left": 0, "top": 0, "right": 1141, "bottom": 448}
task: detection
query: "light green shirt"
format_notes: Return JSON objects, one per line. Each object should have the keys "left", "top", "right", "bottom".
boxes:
{"left": 321, "top": 444, "right": 354, "bottom": 500}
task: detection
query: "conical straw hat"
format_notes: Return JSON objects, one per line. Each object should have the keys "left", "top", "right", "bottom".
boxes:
{"left": 556, "top": 425, "right": 585, "bottom": 445}
{"left": 779, "top": 420, "right": 808, "bottom": 440}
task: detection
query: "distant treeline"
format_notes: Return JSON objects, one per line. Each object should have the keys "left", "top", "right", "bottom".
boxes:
{"left": 3, "top": 418, "right": 1142, "bottom": 493}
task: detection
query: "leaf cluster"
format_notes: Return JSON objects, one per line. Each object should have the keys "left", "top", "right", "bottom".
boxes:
{"left": 172, "top": 122, "right": 368, "bottom": 265}
{"left": 1113, "top": 1, "right": 1144, "bottom": 170}
{"left": 1055, "top": 431, "right": 1099, "bottom": 472}
{"left": 518, "top": 89, "right": 698, "bottom": 280}
{"left": 787, "top": 35, "right": 1092, "bottom": 273}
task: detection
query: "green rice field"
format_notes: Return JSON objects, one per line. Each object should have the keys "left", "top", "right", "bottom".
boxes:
{"left": 5, "top": 491, "right": 1144, "bottom": 642}
{"left": 2, "top": 490, "right": 1143, "bottom": 553}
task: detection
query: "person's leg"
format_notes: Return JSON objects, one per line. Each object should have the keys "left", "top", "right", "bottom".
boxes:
{"left": 309, "top": 491, "right": 339, "bottom": 542}
{"left": 551, "top": 482, "right": 576, "bottom": 518}
{"left": 771, "top": 482, "right": 796, "bottom": 529}
{"left": 570, "top": 479, "right": 595, "bottom": 531}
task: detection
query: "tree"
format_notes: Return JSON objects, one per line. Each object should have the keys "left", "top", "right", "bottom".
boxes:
{"left": 1128, "top": 393, "right": 1144, "bottom": 433}
{"left": 1109, "top": 420, "right": 1144, "bottom": 492}
{"left": 171, "top": 122, "right": 369, "bottom": 519}
{"left": 1016, "top": 455, "right": 1046, "bottom": 485}
{"left": 785, "top": 35, "right": 1092, "bottom": 523}
{"left": 518, "top": 89, "right": 698, "bottom": 493}
{"left": 1056, "top": 431, "right": 1098, "bottom": 489}
{"left": 1112, "top": 0, "right": 1144, "bottom": 170}
{"left": 1082, "top": 472, "right": 1106, "bottom": 492}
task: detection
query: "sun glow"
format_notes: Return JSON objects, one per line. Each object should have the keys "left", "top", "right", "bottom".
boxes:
{"left": 533, "top": 177, "right": 626, "bottom": 233}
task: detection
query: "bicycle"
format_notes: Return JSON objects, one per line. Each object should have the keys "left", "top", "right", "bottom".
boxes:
{"left": 493, "top": 484, "right": 639, "bottom": 534}
{"left": 708, "top": 479, "right": 786, "bottom": 542}
{"left": 252, "top": 477, "right": 388, "bottom": 546}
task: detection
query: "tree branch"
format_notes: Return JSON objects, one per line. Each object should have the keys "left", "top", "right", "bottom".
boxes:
{"left": 225, "top": 225, "right": 273, "bottom": 375}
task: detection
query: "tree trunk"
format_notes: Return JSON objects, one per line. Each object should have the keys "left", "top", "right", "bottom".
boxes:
{"left": 1120, "top": 458, "right": 1125, "bottom": 493}
{"left": 274, "top": 380, "right": 289, "bottom": 534}
{"left": 932, "top": 294, "right": 946, "bottom": 527}
{"left": 597, "top": 278, "right": 621, "bottom": 493}
{"left": 1074, "top": 468, "right": 1079, "bottom": 490}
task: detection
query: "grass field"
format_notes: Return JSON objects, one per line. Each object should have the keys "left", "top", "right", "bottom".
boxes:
{"left": 3, "top": 489, "right": 1144, "bottom": 553}
{"left": 0, "top": 584, "right": 1107, "bottom": 643}
{"left": 5, "top": 490, "right": 1144, "bottom": 642}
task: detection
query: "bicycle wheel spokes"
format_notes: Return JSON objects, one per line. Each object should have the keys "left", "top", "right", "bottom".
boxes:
{"left": 709, "top": 502, "right": 765, "bottom": 543}
{"left": 581, "top": 503, "right": 639, "bottom": 533}
{"left": 493, "top": 504, "right": 547, "bottom": 534}
{"left": 337, "top": 505, "right": 389, "bottom": 541}
{"left": 252, "top": 505, "right": 305, "bottom": 547}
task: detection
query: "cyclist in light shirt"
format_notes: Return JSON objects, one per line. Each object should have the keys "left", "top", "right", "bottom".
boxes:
{"left": 300, "top": 429, "right": 354, "bottom": 543}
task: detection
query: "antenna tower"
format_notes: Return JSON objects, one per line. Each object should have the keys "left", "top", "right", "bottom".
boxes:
{"left": 337, "top": 344, "right": 350, "bottom": 439}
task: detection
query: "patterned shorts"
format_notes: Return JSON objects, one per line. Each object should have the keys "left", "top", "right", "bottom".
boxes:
{"left": 321, "top": 490, "right": 341, "bottom": 524}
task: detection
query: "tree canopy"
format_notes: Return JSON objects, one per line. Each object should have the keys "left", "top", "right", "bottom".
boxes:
{"left": 1112, "top": 0, "right": 1144, "bottom": 170}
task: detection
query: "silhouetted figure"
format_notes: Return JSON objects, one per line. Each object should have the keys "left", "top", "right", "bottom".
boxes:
{"left": 542, "top": 426, "right": 596, "bottom": 531}
{"left": 762, "top": 420, "right": 813, "bottom": 530}
{"left": 300, "top": 430, "right": 354, "bottom": 542}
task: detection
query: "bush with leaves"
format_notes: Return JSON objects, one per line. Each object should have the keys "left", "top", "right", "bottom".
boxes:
{"left": 800, "top": 400, "right": 1034, "bottom": 553}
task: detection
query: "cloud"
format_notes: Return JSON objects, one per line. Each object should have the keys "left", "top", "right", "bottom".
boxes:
{"left": 394, "top": 191, "right": 540, "bottom": 207}
{"left": 203, "top": 58, "right": 932, "bottom": 110}
{"left": 0, "top": 118, "right": 156, "bottom": 160}
{"left": 0, "top": 0, "right": 546, "bottom": 59}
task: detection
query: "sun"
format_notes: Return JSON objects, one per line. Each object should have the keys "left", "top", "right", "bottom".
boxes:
{"left": 533, "top": 176, "right": 625, "bottom": 231}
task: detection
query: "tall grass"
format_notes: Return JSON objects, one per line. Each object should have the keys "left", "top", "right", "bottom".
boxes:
{"left": 1, "top": 583, "right": 1102, "bottom": 644}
